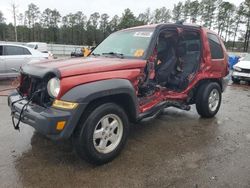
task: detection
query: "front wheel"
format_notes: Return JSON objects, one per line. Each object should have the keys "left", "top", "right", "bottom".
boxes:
{"left": 196, "top": 82, "right": 222, "bottom": 118}
{"left": 73, "top": 103, "right": 129, "bottom": 165}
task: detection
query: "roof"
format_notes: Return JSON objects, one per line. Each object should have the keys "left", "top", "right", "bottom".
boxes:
{"left": 121, "top": 22, "right": 203, "bottom": 32}
{"left": 27, "top": 42, "right": 47, "bottom": 45}
{"left": 0, "top": 43, "right": 37, "bottom": 52}
{"left": 0, "top": 43, "right": 27, "bottom": 47}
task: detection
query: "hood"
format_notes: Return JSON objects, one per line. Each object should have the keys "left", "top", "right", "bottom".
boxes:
{"left": 235, "top": 60, "right": 250, "bottom": 69}
{"left": 31, "top": 57, "right": 146, "bottom": 78}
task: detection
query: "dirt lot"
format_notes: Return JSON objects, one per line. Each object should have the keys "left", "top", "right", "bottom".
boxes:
{"left": 0, "top": 81, "right": 250, "bottom": 188}
{"left": 0, "top": 79, "right": 18, "bottom": 96}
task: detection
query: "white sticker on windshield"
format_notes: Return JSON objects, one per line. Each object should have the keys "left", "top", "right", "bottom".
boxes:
{"left": 134, "top": 32, "right": 153, "bottom": 38}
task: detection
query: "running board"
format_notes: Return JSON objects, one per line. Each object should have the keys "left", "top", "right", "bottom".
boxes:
{"left": 166, "top": 101, "right": 191, "bottom": 111}
{"left": 137, "top": 101, "right": 190, "bottom": 122}
{"left": 137, "top": 101, "right": 167, "bottom": 121}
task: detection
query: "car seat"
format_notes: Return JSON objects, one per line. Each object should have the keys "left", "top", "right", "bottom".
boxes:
{"left": 155, "top": 38, "right": 177, "bottom": 84}
{"left": 167, "top": 43, "right": 189, "bottom": 91}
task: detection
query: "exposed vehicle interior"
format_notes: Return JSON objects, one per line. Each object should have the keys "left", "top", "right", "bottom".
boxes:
{"left": 139, "top": 28, "right": 201, "bottom": 96}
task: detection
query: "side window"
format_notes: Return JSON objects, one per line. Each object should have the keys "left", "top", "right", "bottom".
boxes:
{"left": 23, "top": 48, "right": 31, "bottom": 55}
{"left": 4, "top": 46, "right": 31, "bottom": 56}
{"left": 207, "top": 33, "right": 224, "bottom": 59}
{"left": 0, "top": 46, "right": 3, "bottom": 56}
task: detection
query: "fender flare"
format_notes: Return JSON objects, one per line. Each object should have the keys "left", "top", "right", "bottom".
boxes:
{"left": 60, "top": 79, "right": 139, "bottom": 138}
{"left": 61, "top": 79, "right": 138, "bottom": 107}
{"left": 61, "top": 79, "right": 139, "bottom": 138}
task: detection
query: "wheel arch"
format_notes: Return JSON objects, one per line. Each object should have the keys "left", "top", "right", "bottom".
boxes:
{"left": 61, "top": 79, "right": 139, "bottom": 122}
{"left": 188, "top": 78, "right": 223, "bottom": 104}
{"left": 80, "top": 93, "right": 138, "bottom": 123}
{"left": 196, "top": 78, "right": 223, "bottom": 90}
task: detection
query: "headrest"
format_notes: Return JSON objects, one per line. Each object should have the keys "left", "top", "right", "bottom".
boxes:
{"left": 187, "top": 43, "right": 199, "bottom": 51}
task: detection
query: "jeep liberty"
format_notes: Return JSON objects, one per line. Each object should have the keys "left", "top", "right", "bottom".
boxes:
{"left": 8, "top": 23, "right": 229, "bottom": 164}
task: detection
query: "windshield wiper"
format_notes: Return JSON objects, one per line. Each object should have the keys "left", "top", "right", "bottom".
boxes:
{"left": 102, "top": 52, "right": 124, "bottom": 58}
{"left": 90, "top": 53, "right": 101, "bottom": 56}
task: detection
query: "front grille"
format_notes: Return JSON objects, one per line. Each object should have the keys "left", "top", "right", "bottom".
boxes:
{"left": 241, "top": 68, "right": 250, "bottom": 73}
{"left": 18, "top": 74, "right": 53, "bottom": 107}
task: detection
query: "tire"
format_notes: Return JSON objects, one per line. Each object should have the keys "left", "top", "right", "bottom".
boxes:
{"left": 196, "top": 82, "right": 222, "bottom": 118}
{"left": 73, "top": 103, "right": 129, "bottom": 165}
{"left": 232, "top": 76, "right": 240, "bottom": 84}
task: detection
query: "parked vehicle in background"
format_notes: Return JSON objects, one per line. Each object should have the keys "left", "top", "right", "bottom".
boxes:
{"left": 232, "top": 53, "right": 250, "bottom": 84}
{"left": 228, "top": 55, "right": 240, "bottom": 70}
{"left": 83, "top": 47, "right": 92, "bottom": 57}
{"left": 9, "top": 23, "right": 229, "bottom": 165}
{"left": 71, "top": 47, "right": 84, "bottom": 57}
{"left": 0, "top": 43, "right": 48, "bottom": 78}
{"left": 25, "top": 42, "right": 53, "bottom": 59}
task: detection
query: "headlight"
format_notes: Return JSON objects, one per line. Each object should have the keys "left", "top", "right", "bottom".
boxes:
{"left": 47, "top": 77, "right": 60, "bottom": 98}
{"left": 233, "top": 66, "right": 242, "bottom": 72}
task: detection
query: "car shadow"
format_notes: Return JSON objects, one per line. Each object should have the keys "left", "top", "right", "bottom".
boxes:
{"left": 13, "top": 107, "right": 220, "bottom": 187}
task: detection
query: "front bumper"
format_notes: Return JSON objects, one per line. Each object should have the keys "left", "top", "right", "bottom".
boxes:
{"left": 8, "top": 91, "right": 86, "bottom": 140}
{"left": 232, "top": 71, "right": 250, "bottom": 81}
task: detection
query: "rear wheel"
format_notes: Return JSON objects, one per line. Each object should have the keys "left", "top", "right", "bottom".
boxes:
{"left": 196, "top": 82, "right": 222, "bottom": 118}
{"left": 73, "top": 103, "right": 129, "bottom": 165}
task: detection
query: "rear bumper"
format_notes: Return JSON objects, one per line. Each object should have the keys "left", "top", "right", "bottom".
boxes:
{"left": 232, "top": 71, "right": 250, "bottom": 81}
{"left": 8, "top": 91, "right": 86, "bottom": 140}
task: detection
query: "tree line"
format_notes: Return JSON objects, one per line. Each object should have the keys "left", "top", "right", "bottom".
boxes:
{"left": 0, "top": 0, "right": 250, "bottom": 51}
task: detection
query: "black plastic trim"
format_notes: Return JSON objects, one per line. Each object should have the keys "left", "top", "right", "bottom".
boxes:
{"left": 61, "top": 79, "right": 139, "bottom": 120}
{"left": 8, "top": 91, "right": 86, "bottom": 140}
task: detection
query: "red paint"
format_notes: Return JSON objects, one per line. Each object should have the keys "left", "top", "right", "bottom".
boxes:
{"left": 34, "top": 57, "right": 146, "bottom": 78}
{"left": 58, "top": 69, "right": 143, "bottom": 99}
{"left": 138, "top": 27, "right": 228, "bottom": 113}
{"left": 33, "top": 24, "right": 229, "bottom": 116}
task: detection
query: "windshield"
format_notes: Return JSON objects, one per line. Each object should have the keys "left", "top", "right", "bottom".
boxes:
{"left": 92, "top": 29, "right": 154, "bottom": 59}
{"left": 242, "top": 53, "right": 250, "bottom": 61}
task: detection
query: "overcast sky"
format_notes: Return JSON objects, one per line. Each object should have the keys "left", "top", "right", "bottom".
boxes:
{"left": 1, "top": 0, "right": 245, "bottom": 24}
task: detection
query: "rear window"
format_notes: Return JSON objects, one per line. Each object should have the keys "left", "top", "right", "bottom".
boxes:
{"left": 4, "top": 46, "right": 31, "bottom": 56}
{"left": 207, "top": 33, "right": 224, "bottom": 59}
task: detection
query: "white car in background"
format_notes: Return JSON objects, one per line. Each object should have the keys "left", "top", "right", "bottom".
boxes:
{"left": 0, "top": 43, "right": 48, "bottom": 78}
{"left": 25, "top": 42, "right": 53, "bottom": 59}
{"left": 232, "top": 53, "right": 250, "bottom": 84}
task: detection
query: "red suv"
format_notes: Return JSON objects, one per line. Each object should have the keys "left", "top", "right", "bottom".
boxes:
{"left": 8, "top": 23, "right": 229, "bottom": 164}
